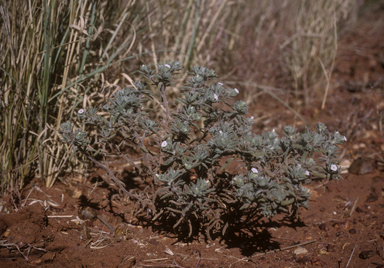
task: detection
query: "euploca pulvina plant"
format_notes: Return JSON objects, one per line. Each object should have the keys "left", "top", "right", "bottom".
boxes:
{"left": 59, "top": 62, "right": 346, "bottom": 241}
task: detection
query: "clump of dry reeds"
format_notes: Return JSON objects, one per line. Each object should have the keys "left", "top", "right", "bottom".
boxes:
{"left": 0, "top": 0, "right": 137, "bottom": 190}
{"left": 217, "top": 0, "right": 359, "bottom": 108}
{"left": 281, "top": 0, "right": 357, "bottom": 107}
{"left": 137, "top": 0, "right": 360, "bottom": 108}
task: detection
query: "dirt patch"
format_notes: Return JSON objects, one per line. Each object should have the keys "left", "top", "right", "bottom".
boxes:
{"left": 1, "top": 4, "right": 384, "bottom": 268}
{"left": 1, "top": 172, "right": 384, "bottom": 267}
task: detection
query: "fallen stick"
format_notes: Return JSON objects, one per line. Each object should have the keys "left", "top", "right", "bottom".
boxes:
{"left": 47, "top": 215, "right": 73, "bottom": 218}
{"left": 249, "top": 239, "right": 317, "bottom": 260}
{"left": 349, "top": 197, "right": 359, "bottom": 217}
{"left": 346, "top": 244, "right": 357, "bottom": 267}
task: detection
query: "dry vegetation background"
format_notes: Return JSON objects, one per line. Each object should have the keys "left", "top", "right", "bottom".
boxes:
{"left": 0, "top": 0, "right": 377, "bottom": 194}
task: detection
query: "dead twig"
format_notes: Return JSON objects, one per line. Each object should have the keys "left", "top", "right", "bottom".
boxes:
{"left": 47, "top": 215, "right": 73, "bottom": 218}
{"left": 0, "top": 242, "right": 49, "bottom": 263}
{"left": 249, "top": 239, "right": 317, "bottom": 260}
{"left": 349, "top": 197, "right": 359, "bottom": 217}
{"left": 139, "top": 264, "right": 186, "bottom": 268}
{"left": 194, "top": 250, "right": 202, "bottom": 268}
{"left": 346, "top": 244, "right": 357, "bottom": 267}
{"left": 21, "top": 186, "right": 35, "bottom": 208}
{"left": 144, "top": 258, "right": 169, "bottom": 263}
{"left": 228, "top": 255, "right": 248, "bottom": 268}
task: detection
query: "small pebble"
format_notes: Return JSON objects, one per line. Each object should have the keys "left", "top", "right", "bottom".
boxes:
{"left": 294, "top": 247, "right": 308, "bottom": 255}
{"left": 327, "top": 244, "right": 335, "bottom": 252}
{"left": 336, "top": 231, "right": 344, "bottom": 237}
{"left": 319, "top": 223, "right": 329, "bottom": 231}
{"left": 349, "top": 228, "right": 357, "bottom": 234}
{"left": 296, "top": 256, "right": 311, "bottom": 264}
{"left": 359, "top": 250, "right": 376, "bottom": 259}
{"left": 366, "top": 191, "right": 379, "bottom": 203}
{"left": 319, "top": 248, "right": 328, "bottom": 255}
{"left": 332, "top": 221, "right": 346, "bottom": 228}
{"left": 348, "top": 158, "right": 375, "bottom": 175}
{"left": 355, "top": 207, "right": 364, "bottom": 213}
{"left": 311, "top": 257, "right": 327, "bottom": 266}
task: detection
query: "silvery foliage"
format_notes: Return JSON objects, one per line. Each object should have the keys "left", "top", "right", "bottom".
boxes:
{"left": 59, "top": 62, "right": 345, "bottom": 240}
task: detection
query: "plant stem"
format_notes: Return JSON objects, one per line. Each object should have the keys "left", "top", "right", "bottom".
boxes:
{"left": 160, "top": 83, "right": 170, "bottom": 125}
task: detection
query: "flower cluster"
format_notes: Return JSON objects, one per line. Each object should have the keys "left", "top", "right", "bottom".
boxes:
{"left": 59, "top": 63, "right": 345, "bottom": 241}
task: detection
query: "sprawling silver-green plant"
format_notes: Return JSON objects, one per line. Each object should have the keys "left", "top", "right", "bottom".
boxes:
{"left": 59, "top": 63, "right": 345, "bottom": 240}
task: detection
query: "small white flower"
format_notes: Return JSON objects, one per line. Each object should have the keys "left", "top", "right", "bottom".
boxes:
{"left": 161, "top": 141, "right": 168, "bottom": 148}
{"left": 219, "top": 130, "right": 223, "bottom": 134}
{"left": 164, "top": 64, "right": 171, "bottom": 68}
{"left": 251, "top": 168, "right": 258, "bottom": 174}
{"left": 78, "top": 109, "right": 85, "bottom": 114}
{"left": 305, "top": 170, "right": 310, "bottom": 176}
{"left": 218, "top": 82, "right": 223, "bottom": 85}
{"left": 251, "top": 116, "right": 254, "bottom": 120}
{"left": 234, "top": 88, "right": 239, "bottom": 94}
{"left": 213, "top": 94, "right": 218, "bottom": 101}
{"left": 330, "top": 164, "right": 338, "bottom": 171}
{"left": 343, "top": 136, "right": 347, "bottom": 141}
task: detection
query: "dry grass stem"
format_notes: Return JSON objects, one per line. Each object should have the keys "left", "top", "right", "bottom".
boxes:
{"left": 249, "top": 239, "right": 317, "bottom": 260}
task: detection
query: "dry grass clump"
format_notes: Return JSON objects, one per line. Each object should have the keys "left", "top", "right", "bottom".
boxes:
{"left": 0, "top": 0, "right": 136, "bottom": 190}
{"left": 221, "top": 0, "right": 360, "bottom": 107}
{"left": 281, "top": 0, "right": 357, "bottom": 107}
{"left": 134, "top": 0, "right": 360, "bottom": 108}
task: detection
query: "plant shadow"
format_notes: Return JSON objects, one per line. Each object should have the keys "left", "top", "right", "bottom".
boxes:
{"left": 218, "top": 215, "right": 307, "bottom": 256}
{"left": 135, "top": 212, "right": 307, "bottom": 256}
